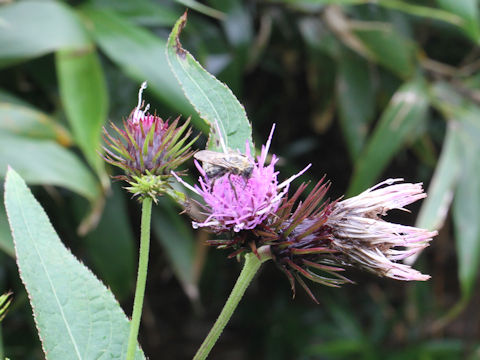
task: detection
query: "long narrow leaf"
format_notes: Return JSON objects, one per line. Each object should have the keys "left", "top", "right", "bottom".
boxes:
{"left": 347, "top": 79, "right": 429, "bottom": 196}
{"left": 56, "top": 48, "right": 109, "bottom": 183}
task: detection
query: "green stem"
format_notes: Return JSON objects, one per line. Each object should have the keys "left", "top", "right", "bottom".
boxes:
{"left": 126, "top": 197, "right": 153, "bottom": 360}
{"left": 193, "top": 250, "right": 271, "bottom": 360}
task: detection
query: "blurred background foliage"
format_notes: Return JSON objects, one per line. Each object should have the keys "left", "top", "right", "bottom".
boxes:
{"left": 1, "top": 0, "right": 480, "bottom": 359}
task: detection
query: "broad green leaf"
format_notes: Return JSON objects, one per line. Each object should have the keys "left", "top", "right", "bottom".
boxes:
{"left": 4, "top": 168, "right": 144, "bottom": 359}
{"left": 0, "top": 135, "right": 99, "bottom": 201}
{"left": 0, "top": 1, "right": 88, "bottom": 68}
{"left": 152, "top": 198, "right": 199, "bottom": 301}
{"left": 0, "top": 193, "right": 14, "bottom": 257}
{"left": 436, "top": 0, "right": 480, "bottom": 42}
{"left": 81, "top": 184, "right": 135, "bottom": 301}
{"left": 166, "top": 13, "right": 253, "bottom": 152}
{"left": 0, "top": 102, "right": 72, "bottom": 145}
{"left": 352, "top": 22, "right": 417, "bottom": 78}
{"left": 336, "top": 50, "right": 375, "bottom": 161}
{"left": 81, "top": 7, "right": 208, "bottom": 133}
{"left": 415, "top": 124, "right": 462, "bottom": 232}
{"left": 87, "top": 0, "right": 180, "bottom": 26}
{"left": 56, "top": 47, "right": 108, "bottom": 180}
{"left": 347, "top": 78, "right": 429, "bottom": 196}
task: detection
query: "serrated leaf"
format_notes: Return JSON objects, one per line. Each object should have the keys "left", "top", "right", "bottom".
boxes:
{"left": 166, "top": 12, "right": 253, "bottom": 152}
{"left": 152, "top": 198, "right": 199, "bottom": 301}
{"left": 56, "top": 47, "right": 108, "bottom": 181}
{"left": 0, "top": 1, "right": 88, "bottom": 68}
{"left": 0, "top": 101, "right": 72, "bottom": 145}
{"left": 0, "top": 135, "right": 100, "bottom": 201}
{"left": 80, "top": 6, "right": 208, "bottom": 133}
{"left": 4, "top": 168, "right": 144, "bottom": 359}
{"left": 336, "top": 50, "right": 375, "bottom": 161}
{"left": 436, "top": 0, "right": 480, "bottom": 42}
{"left": 347, "top": 78, "right": 429, "bottom": 196}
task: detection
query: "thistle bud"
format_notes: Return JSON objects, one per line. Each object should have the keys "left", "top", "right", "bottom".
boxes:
{"left": 103, "top": 82, "right": 197, "bottom": 200}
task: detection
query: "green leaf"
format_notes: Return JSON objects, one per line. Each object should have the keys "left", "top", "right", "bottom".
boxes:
{"left": 436, "top": 0, "right": 480, "bottom": 42}
{"left": 81, "top": 6, "right": 208, "bottom": 133}
{"left": 166, "top": 12, "right": 253, "bottom": 152}
{"left": 0, "top": 135, "right": 100, "bottom": 201}
{"left": 152, "top": 198, "right": 199, "bottom": 301}
{"left": 431, "top": 81, "right": 480, "bottom": 299}
{"left": 87, "top": 0, "right": 180, "bottom": 26}
{"left": 175, "top": 0, "right": 225, "bottom": 20}
{"left": 352, "top": 22, "right": 417, "bottom": 78}
{"left": 4, "top": 168, "right": 144, "bottom": 359}
{"left": 56, "top": 47, "right": 108, "bottom": 180}
{"left": 81, "top": 184, "right": 135, "bottom": 301}
{"left": 336, "top": 50, "right": 375, "bottom": 161}
{"left": 0, "top": 1, "right": 88, "bottom": 68}
{"left": 453, "top": 128, "right": 480, "bottom": 299}
{"left": 416, "top": 124, "right": 462, "bottom": 232}
{"left": 450, "top": 111, "right": 480, "bottom": 300}
{"left": 0, "top": 192, "right": 14, "bottom": 257}
{"left": 0, "top": 101, "right": 72, "bottom": 144}
{"left": 347, "top": 78, "right": 429, "bottom": 196}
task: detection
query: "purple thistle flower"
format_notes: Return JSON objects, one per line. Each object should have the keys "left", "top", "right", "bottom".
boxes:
{"left": 175, "top": 125, "right": 310, "bottom": 233}
{"left": 103, "top": 82, "right": 197, "bottom": 180}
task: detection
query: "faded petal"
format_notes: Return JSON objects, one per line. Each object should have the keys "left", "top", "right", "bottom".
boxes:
{"left": 326, "top": 179, "right": 436, "bottom": 281}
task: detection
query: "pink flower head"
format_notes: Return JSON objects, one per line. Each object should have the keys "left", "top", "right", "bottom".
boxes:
{"left": 176, "top": 125, "right": 310, "bottom": 233}
{"left": 326, "top": 179, "right": 436, "bottom": 281}
{"left": 103, "top": 82, "right": 196, "bottom": 180}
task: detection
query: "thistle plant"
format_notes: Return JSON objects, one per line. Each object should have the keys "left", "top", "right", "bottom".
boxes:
{"left": 2, "top": 11, "right": 441, "bottom": 360}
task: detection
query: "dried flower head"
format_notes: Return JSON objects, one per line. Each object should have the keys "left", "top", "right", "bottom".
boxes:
{"left": 176, "top": 125, "right": 310, "bottom": 234}
{"left": 103, "top": 82, "right": 197, "bottom": 199}
{"left": 326, "top": 179, "right": 436, "bottom": 280}
{"left": 270, "top": 178, "right": 436, "bottom": 303}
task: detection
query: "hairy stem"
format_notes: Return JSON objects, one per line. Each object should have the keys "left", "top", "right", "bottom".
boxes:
{"left": 126, "top": 197, "right": 153, "bottom": 360}
{"left": 193, "top": 249, "right": 271, "bottom": 360}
